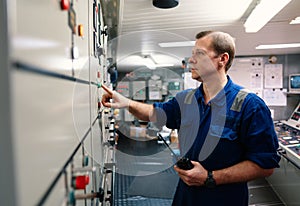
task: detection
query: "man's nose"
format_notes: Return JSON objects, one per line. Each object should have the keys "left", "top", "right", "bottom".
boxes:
{"left": 188, "top": 56, "right": 195, "bottom": 64}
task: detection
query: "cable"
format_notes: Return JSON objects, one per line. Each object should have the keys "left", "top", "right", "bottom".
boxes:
{"left": 12, "top": 61, "right": 98, "bottom": 87}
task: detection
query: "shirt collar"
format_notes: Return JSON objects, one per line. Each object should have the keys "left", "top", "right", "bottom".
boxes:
{"left": 211, "top": 76, "right": 232, "bottom": 106}
{"left": 196, "top": 76, "right": 232, "bottom": 107}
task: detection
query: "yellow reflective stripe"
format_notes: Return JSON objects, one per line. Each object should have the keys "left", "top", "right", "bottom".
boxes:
{"left": 184, "top": 89, "right": 197, "bottom": 104}
{"left": 230, "top": 89, "right": 250, "bottom": 112}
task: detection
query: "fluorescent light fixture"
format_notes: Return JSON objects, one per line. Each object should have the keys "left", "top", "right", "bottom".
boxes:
{"left": 244, "top": 0, "right": 292, "bottom": 33}
{"left": 130, "top": 55, "right": 174, "bottom": 70}
{"left": 256, "top": 43, "right": 300, "bottom": 49}
{"left": 159, "top": 41, "right": 195, "bottom": 48}
{"left": 290, "top": 16, "right": 300, "bottom": 24}
{"left": 142, "top": 59, "right": 174, "bottom": 69}
{"left": 142, "top": 57, "right": 156, "bottom": 70}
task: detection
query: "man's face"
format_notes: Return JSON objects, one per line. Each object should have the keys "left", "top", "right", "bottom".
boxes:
{"left": 188, "top": 36, "right": 220, "bottom": 82}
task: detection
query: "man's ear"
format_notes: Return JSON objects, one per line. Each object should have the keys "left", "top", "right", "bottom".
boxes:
{"left": 219, "top": 52, "right": 229, "bottom": 68}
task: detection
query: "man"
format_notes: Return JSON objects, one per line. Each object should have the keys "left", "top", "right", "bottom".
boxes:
{"left": 101, "top": 31, "right": 280, "bottom": 205}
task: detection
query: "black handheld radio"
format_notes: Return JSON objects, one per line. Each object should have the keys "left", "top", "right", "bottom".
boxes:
{"left": 158, "top": 133, "right": 194, "bottom": 170}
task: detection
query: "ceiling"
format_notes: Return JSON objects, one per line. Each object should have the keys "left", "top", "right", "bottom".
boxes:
{"left": 113, "top": 0, "right": 300, "bottom": 72}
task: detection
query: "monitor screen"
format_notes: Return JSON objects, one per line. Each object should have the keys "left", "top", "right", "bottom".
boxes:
{"left": 289, "top": 74, "right": 300, "bottom": 93}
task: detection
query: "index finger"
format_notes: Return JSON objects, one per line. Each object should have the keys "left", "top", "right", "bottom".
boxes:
{"left": 101, "top": 84, "right": 113, "bottom": 95}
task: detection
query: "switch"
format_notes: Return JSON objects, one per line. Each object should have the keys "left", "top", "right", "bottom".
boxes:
{"left": 69, "top": 190, "right": 76, "bottom": 205}
{"left": 83, "top": 155, "right": 89, "bottom": 167}
{"left": 98, "top": 98, "right": 101, "bottom": 110}
{"left": 71, "top": 46, "right": 79, "bottom": 59}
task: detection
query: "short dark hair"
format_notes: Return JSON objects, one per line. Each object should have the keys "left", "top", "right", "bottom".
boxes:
{"left": 195, "top": 31, "right": 235, "bottom": 72}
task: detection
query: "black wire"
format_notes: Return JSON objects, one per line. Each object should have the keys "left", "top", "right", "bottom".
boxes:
{"left": 12, "top": 61, "right": 98, "bottom": 87}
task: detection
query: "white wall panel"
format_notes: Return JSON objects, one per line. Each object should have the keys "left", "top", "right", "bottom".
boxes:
{"left": 8, "top": 0, "right": 109, "bottom": 205}
{"left": 11, "top": 71, "right": 86, "bottom": 205}
{"left": 12, "top": 0, "right": 90, "bottom": 78}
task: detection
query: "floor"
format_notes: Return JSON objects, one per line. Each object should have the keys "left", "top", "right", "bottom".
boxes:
{"left": 113, "top": 132, "right": 285, "bottom": 206}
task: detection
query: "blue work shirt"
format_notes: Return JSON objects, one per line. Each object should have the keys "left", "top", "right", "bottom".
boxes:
{"left": 153, "top": 76, "right": 280, "bottom": 206}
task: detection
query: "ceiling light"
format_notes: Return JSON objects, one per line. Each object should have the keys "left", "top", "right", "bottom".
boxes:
{"left": 142, "top": 57, "right": 156, "bottom": 70}
{"left": 256, "top": 43, "right": 300, "bottom": 49}
{"left": 125, "top": 55, "right": 174, "bottom": 70}
{"left": 158, "top": 41, "right": 195, "bottom": 48}
{"left": 142, "top": 55, "right": 174, "bottom": 69}
{"left": 153, "top": 0, "right": 179, "bottom": 9}
{"left": 290, "top": 16, "right": 300, "bottom": 24}
{"left": 244, "top": 0, "right": 292, "bottom": 33}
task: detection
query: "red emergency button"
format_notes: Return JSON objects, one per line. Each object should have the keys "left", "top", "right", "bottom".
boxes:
{"left": 60, "top": 0, "right": 70, "bottom": 10}
{"left": 72, "top": 175, "right": 89, "bottom": 189}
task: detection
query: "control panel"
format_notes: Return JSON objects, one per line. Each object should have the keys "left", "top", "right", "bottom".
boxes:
{"left": 148, "top": 79, "right": 163, "bottom": 100}
{"left": 132, "top": 81, "right": 147, "bottom": 100}
{"left": 10, "top": 0, "right": 118, "bottom": 205}
{"left": 275, "top": 102, "right": 300, "bottom": 169}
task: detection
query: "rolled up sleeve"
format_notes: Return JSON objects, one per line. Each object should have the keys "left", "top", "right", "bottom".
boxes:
{"left": 153, "top": 97, "right": 181, "bottom": 129}
{"left": 240, "top": 96, "right": 280, "bottom": 169}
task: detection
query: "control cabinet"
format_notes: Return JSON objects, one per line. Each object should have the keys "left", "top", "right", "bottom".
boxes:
{"left": 6, "top": 0, "right": 117, "bottom": 205}
{"left": 132, "top": 81, "right": 147, "bottom": 100}
{"left": 268, "top": 102, "right": 300, "bottom": 206}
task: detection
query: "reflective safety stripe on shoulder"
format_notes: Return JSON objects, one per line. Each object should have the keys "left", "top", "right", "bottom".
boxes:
{"left": 184, "top": 89, "right": 197, "bottom": 104}
{"left": 230, "top": 89, "right": 250, "bottom": 112}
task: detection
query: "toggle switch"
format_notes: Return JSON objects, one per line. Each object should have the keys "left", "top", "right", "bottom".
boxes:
{"left": 83, "top": 155, "right": 89, "bottom": 167}
{"left": 60, "top": 0, "right": 70, "bottom": 10}
{"left": 68, "top": 190, "right": 76, "bottom": 205}
{"left": 71, "top": 46, "right": 79, "bottom": 59}
{"left": 109, "top": 124, "right": 114, "bottom": 132}
{"left": 69, "top": 188, "right": 104, "bottom": 204}
{"left": 72, "top": 175, "right": 89, "bottom": 190}
{"left": 97, "top": 98, "right": 101, "bottom": 110}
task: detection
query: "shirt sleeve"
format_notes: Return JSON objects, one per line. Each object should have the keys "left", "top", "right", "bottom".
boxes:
{"left": 240, "top": 94, "right": 280, "bottom": 169}
{"left": 153, "top": 96, "right": 181, "bottom": 129}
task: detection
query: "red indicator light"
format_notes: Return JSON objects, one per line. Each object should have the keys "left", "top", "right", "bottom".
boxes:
{"left": 61, "top": 0, "right": 70, "bottom": 10}
{"left": 73, "top": 175, "right": 89, "bottom": 189}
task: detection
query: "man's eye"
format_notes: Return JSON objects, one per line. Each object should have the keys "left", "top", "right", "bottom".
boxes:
{"left": 192, "top": 50, "right": 206, "bottom": 57}
{"left": 196, "top": 51, "right": 205, "bottom": 56}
